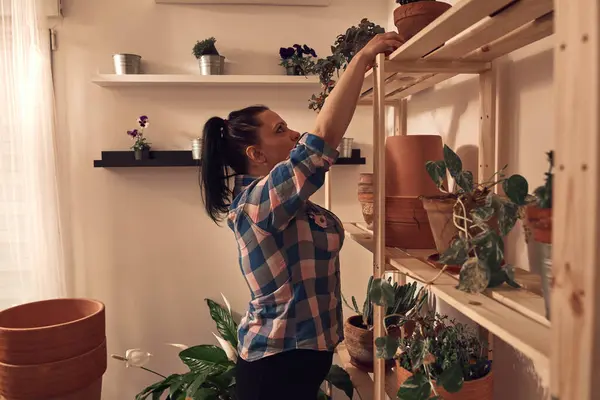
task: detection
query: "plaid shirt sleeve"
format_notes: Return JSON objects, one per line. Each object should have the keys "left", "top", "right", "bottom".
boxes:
{"left": 238, "top": 133, "right": 338, "bottom": 232}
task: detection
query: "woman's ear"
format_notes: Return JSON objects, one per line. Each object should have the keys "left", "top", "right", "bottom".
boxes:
{"left": 245, "top": 145, "right": 267, "bottom": 165}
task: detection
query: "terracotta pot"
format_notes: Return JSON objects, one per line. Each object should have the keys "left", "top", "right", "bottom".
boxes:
{"left": 0, "top": 298, "right": 106, "bottom": 400}
{"left": 395, "top": 363, "right": 493, "bottom": 399}
{"left": 421, "top": 196, "right": 457, "bottom": 254}
{"left": 525, "top": 204, "right": 552, "bottom": 244}
{"left": 358, "top": 173, "right": 374, "bottom": 194}
{"left": 385, "top": 135, "right": 445, "bottom": 197}
{"left": 393, "top": 1, "right": 452, "bottom": 43}
{"left": 343, "top": 316, "right": 393, "bottom": 372}
{"left": 386, "top": 196, "right": 435, "bottom": 249}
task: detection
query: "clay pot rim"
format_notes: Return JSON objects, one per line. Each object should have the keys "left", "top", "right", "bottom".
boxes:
{"left": 395, "top": 361, "right": 494, "bottom": 385}
{"left": 0, "top": 298, "right": 105, "bottom": 332}
{"left": 420, "top": 194, "right": 457, "bottom": 203}
{"left": 0, "top": 338, "right": 107, "bottom": 369}
{"left": 393, "top": 0, "right": 452, "bottom": 17}
{"left": 345, "top": 315, "right": 370, "bottom": 330}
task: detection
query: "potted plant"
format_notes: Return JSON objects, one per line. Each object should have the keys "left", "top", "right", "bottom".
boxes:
{"left": 421, "top": 145, "right": 529, "bottom": 293}
{"left": 342, "top": 277, "right": 426, "bottom": 372}
{"left": 524, "top": 150, "right": 553, "bottom": 318}
{"left": 279, "top": 44, "right": 317, "bottom": 76}
{"left": 112, "top": 295, "right": 355, "bottom": 400}
{"left": 375, "top": 312, "right": 493, "bottom": 400}
{"left": 393, "top": 0, "right": 452, "bottom": 43}
{"left": 309, "top": 18, "right": 385, "bottom": 112}
{"left": 127, "top": 115, "right": 151, "bottom": 160}
{"left": 193, "top": 37, "right": 225, "bottom": 75}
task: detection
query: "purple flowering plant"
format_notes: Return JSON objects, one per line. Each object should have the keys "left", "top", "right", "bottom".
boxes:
{"left": 127, "top": 115, "right": 151, "bottom": 151}
{"left": 278, "top": 44, "right": 317, "bottom": 76}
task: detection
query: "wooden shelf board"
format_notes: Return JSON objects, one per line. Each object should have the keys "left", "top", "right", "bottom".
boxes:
{"left": 343, "top": 222, "right": 550, "bottom": 377}
{"left": 360, "top": 0, "right": 554, "bottom": 100}
{"left": 92, "top": 74, "right": 320, "bottom": 87}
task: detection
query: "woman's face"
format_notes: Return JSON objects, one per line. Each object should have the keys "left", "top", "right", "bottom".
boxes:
{"left": 248, "top": 109, "right": 301, "bottom": 170}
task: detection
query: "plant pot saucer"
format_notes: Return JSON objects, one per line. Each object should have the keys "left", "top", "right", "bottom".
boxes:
{"left": 427, "top": 253, "right": 462, "bottom": 274}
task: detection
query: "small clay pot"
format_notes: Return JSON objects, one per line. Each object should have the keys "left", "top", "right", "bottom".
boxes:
{"left": 343, "top": 316, "right": 394, "bottom": 372}
{"left": 358, "top": 173, "right": 374, "bottom": 194}
{"left": 525, "top": 204, "right": 552, "bottom": 244}
{"left": 421, "top": 196, "right": 458, "bottom": 254}
{"left": 393, "top": 1, "right": 452, "bottom": 43}
{"left": 395, "top": 363, "right": 493, "bottom": 400}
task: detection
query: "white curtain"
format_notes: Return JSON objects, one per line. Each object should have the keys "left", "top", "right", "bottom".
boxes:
{"left": 0, "top": 0, "right": 65, "bottom": 309}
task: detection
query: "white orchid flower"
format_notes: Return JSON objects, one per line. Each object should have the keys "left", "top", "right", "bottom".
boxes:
{"left": 124, "top": 348, "right": 153, "bottom": 368}
{"left": 221, "top": 293, "right": 231, "bottom": 314}
{"left": 166, "top": 343, "right": 189, "bottom": 350}
{"left": 212, "top": 332, "right": 238, "bottom": 362}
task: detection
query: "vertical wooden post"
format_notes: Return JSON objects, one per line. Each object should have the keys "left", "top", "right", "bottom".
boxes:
{"left": 553, "top": 1, "right": 600, "bottom": 398}
{"left": 324, "top": 170, "right": 332, "bottom": 210}
{"left": 372, "top": 53, "right": 387, "bottom": 400}
{"left": 479, "top": 66, "right": 496, "bottom": 362}
{"left": 394, "top": 99, "right": 408, "bottom": 136}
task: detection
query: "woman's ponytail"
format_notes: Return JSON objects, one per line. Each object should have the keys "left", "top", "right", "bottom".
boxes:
{"left": 199, "top": 105, "right": 269, "bottom": 224}
{"left": 200, "top": 117, "right": 231, "bottom": 223}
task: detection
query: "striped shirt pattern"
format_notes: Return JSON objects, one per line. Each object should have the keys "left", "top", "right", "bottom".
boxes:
{"left": 227, "top": 133, "right": 344, "bottom": 361}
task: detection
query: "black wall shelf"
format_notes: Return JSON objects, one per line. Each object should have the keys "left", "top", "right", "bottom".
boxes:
{"left": 93, "top": 149, "right": 366, "bottom": 168}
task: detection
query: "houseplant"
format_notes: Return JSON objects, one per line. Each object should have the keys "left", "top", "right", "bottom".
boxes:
{"left": 112, "top": 295, "right": 354, "bottom": 400}
{"left": 279, "top": 44, "right": 317, "bottom": 76}
{"left": 422, "top": 144, "right": 529, "bottom": 293}
{"left": 127, "top": 115, "right": 151, "bottom": 160}
{"left": 375, "top": 312, "right": 492, "bottom": 400}
{"left": 393, "top": 0, "right": 452, "bottom": 43}
{"left": 309, "top": 18, "right": 385, "bottom": 112}
{"left": 193, "top": 37, "right": 225, "bottom": 75}
{"left": 524, "top": 150, "right": 553, "bottom": 318}
{"left": 342, "top": 276, "right": 426, "bottom": 371}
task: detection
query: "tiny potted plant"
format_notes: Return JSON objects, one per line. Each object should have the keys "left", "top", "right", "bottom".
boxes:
{"left": 421, "top": 144, "right": 529, "bottom": 293}
{"left": 193, "top": 37, "right": 225, "bottom": 75}
{"left": 524, "top": 150, "right": 553, "bottom": 318}
{"left": 342, "top": 276, "right": 426, "bottom": 372}
{"left": 127, "top": 115, "right": 151, "bottom": 161}
{"left": 393, "top": 0, "right": 452, "bottom": 43}
{"left": 279, "top": 44, "right": 317, "bottom": 76}
{"left": 375, "top": 312, "right": 493, "bottom": 400}
{"left": 309, "top": 18, "right": 385, "bottom": 112}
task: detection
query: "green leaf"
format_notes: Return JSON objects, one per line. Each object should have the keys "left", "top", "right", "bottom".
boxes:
{"left": 369, "top": 278, "right": 395, "bottom": 307}
{"left": 458, "top": 257, "right": 490, "bottom": 293}
{"left": 475, "top": 230, "right": 504, "bottom": 274}
{"left": 498, "top": 200, "right": 519, "bottom": 236}
{"left": 351, "top": 296, "right": 360, "bottom": 315}
{"left": 470, "top": 206, "right": 495, "bottom": 223}
{"left": 179, "top": 345, "right": 230, "bottom": 375}
{"left": 375, "top": 336, "right": 399, "bottom": 359}
{"left": 425, "top": 160, "right": 447, "bottom": 189}
{"left": 438, "top": 237, "right": 469, "bottom": 265}
{"left": 205, "top": 365, "right": 235, "bottom": 390}
{"left": 170, "top": 373, "right": 197, "bottom": 398}
{"left": 325, "top": 365, "right": 354, "bottom": 399}
{"left": 397, "top": 372, "right": 432, "bottom": 400}
{"left": 443, "top": 145, "right": 463, "bottom": 178}
{"left": 455, "top": 171, "right": 474, "bottom": 192}
{"left": 502, "top": 174, "right": 529, "bottom": 205}
{"left": 206, "top": 298, "right": 238, "bottom": 348}
{"left": 191, "top": 388, "right": 219, "bottom": 400}
{"left": 135, "top": 374, "right": 182, "bottom": 400}
{"left": 438, "top": 363, "right": 464, "bottom": 393}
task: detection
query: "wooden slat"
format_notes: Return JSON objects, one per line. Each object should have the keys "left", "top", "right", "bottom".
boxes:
{"left": 552, "top": 0, "right": 600, "bottom": 398}
{"left": 336, "top": 343, "right": 375, "bottom": 400}
{"left": 383, "top": 60, "right": 490, "bottom": 73}
{"left": 344, "top": 223, "right": 550, "bottom": 379}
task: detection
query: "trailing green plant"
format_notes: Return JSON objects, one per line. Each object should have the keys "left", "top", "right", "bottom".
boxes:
{"left": 396, "top": 0, "right": 435, "bottom": 4}
{"left": 375, "top": 312, "right": 491, "bottom": 400}
{"left": 342, "top": 277, "right": 426, "bottom": 329}
{"left": 279, "top": 44, "right": 317, "bottom": 76}
{"left": 193, "top": 37, "right": 220, "bottom": 58}
{"left": 425, "top": 145, "right": 530, "bottom": 293}
{"left": 113, "top": 295, "right": 354, "bottom": 400}
{"left": 532, "top": 150, "right": 553, "bottom": 209}
{"left": 309, "top": 18, "right": 385, "bottom": 112}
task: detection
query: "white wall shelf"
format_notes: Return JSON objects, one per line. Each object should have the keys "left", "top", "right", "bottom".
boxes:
{"left": 155, "top": 0, "right": 330, "bottom": 6}
{"left": 92, "top": 74, "right": 320, "bottom": 87}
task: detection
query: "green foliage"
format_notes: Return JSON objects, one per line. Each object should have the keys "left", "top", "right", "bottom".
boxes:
{"left": 193, "top": 37, "right": 219, "bottom": 58}
{"left": 376, "top": 313, "right": 491, "bottom": 400}
{"left": 324, "top": 365, "right": 354, "bottom": 399}
{"left": 426, "top": 144, "right": 529, "bottom": 293}
{"left": 206, "top": 298, "right": 238, "bottom": 348}
{"left": 309, "top": 18, "right": 385, "bottom": 112}
{"left": 533, "top": 150, "right": 554, "bottom": 209}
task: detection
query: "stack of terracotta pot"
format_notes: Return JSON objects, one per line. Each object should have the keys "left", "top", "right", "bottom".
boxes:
{"left": 357, "top": 135, "right": 444, "bottom": 249}
{"left": 0, "top": 298, "right": 107, "bottom": 400}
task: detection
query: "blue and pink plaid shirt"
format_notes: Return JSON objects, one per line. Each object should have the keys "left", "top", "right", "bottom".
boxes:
{"left": 227, "top": 132, "right": 345, "bottom": 361}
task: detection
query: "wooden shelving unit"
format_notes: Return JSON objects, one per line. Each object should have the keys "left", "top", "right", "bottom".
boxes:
{"left": 154, "top": 0, "right": 330, "bottom": 5}
{"left": 323, "top": 0, "right": 600, "bottom": 398}
{"left": 91, "top": 74, "right": 320, "bottom": 87}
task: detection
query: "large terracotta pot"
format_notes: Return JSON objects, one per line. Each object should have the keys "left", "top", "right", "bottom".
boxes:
{"left": 386, "top": 196, "right": 436, "bottom": 249}
{"left": 420, "top": 196, "right": 457, "bottom": 254}
{"left": 0, "top": 298, "right": 106, "bottom": 400}
{"left": 395, "top": 363, "right": 493, "bottom": 399}
{"left": 393, "top": 1, "right": 452, "bottom": 43}
{"left": 385, "top": 135, "right": 445, "bottom": 197}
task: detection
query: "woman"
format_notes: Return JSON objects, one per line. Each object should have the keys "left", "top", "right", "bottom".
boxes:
{"left": 200, "top": 32, "right": 404, "bottom": 400}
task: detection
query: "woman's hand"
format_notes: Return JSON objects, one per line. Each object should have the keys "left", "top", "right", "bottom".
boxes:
{"left": 356, "top": 32, "right": 405, "bottom": 67}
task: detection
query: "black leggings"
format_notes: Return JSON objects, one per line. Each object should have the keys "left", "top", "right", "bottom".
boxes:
{"left": 235, "top": 349, "right": 334, "bottom": 400}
